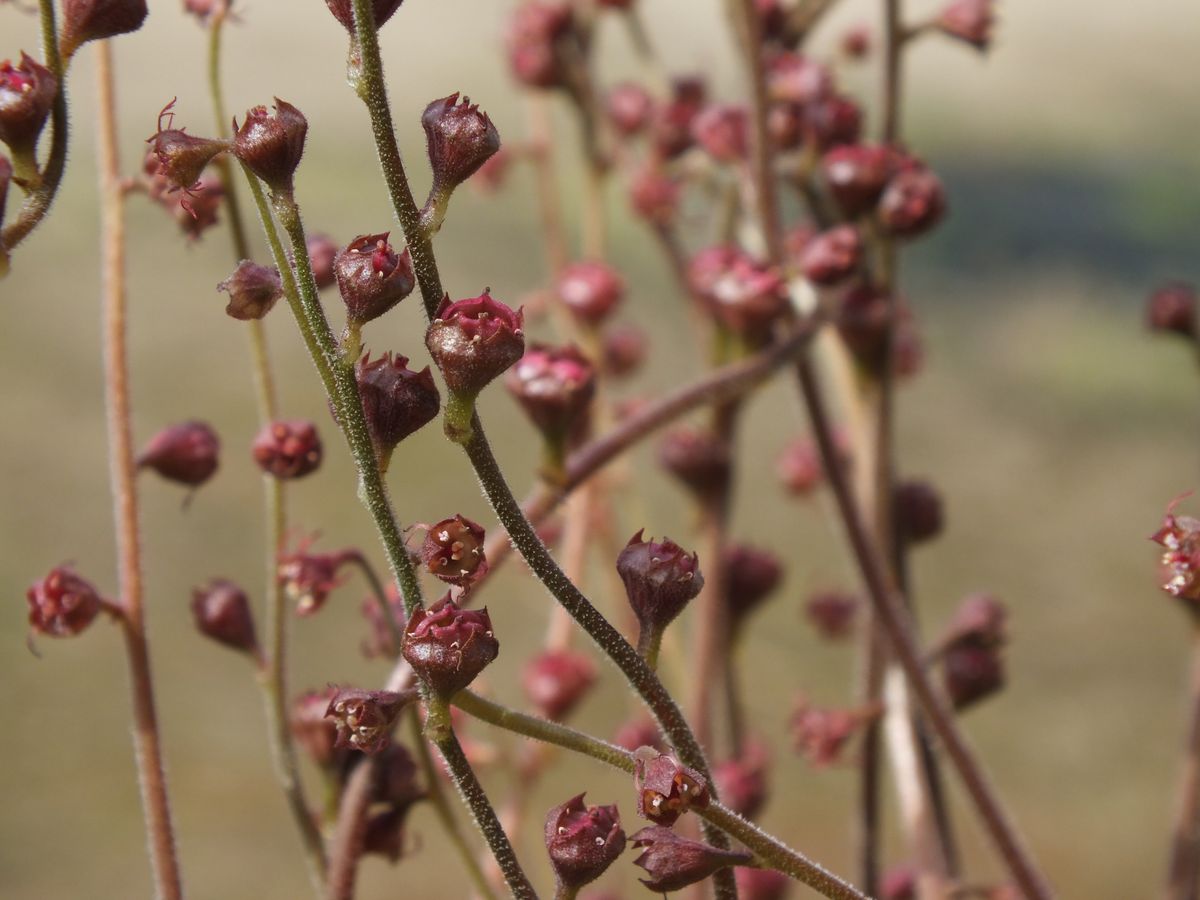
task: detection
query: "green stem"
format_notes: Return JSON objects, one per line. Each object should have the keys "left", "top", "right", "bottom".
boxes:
{"left": 453, "top": 690, "right": 868, "bottom": 900}
{"left": 636, "top": 623, "right": 664, "bottom": 671}
{"left": 424, "top": 698, "right": 536, "bottom": 899}
{"left": 407, "top": 709, "right": 499, "bottom": 900}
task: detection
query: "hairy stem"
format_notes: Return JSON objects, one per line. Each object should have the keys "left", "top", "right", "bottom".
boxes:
{"left": 96, "top": 41, "right": 183, "bottom": 900}
{"left": 324, "top": 757, "right": 375, "bottom": 900}
{"left": 1166, "top": 629, "right": 1200, "bottom": 900}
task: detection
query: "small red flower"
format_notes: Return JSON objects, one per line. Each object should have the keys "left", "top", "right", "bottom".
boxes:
{"left": 634, "top": 748, "right": 710, "bottom": 826}
{"left": 27, "top": 566, "right": 108, "bottom": 638}
{"left": 324, "top": 687, "right": 414, "bottom": 755}
{"left": 252, "top": 419, "right": 323, "bottom": 480}
{"left": 523, "top": 649, "right": 596, "bottom": 721}
{"left": 420, "top": 514, "right": 489, "bottom": 589}
{"left": 277, "top": 535, "right": 356, "bottom": 616}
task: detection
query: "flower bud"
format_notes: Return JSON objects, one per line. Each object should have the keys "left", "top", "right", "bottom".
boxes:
{"left": 937, "top": 0, "right": 995, "bottom": 51}
{"left": 602, "top": 324, "right": 647, "bottom": 378}
{"left": 425, "top": 290, "right": 526, "bottom": 398}
{"left": 471, "top": 146, "right": 511, "bottom": 193}
{"left": 402, "top": 595, "right": 499, "bottom": 698}
{"left": 691, "top": 104, "right": 749, "bottom": 164}
{"left": 59, "top": 0, "right": 148, "bottom": 59}
{"left": 607, "top": 82, "right": 654, "bottom": 137}
{"left": 423, "top": 93, "right": 501, "bottom": 196}
{"left": 791, "top": 697, "right": 868, "bottom": 767}
{"left": 136, "top": 420, "right": 220, "bottom": 487}
{"left": 27, "top": 566, "right": 105, "bottom": 637}
{"left": 944, "top": 642, "right": 1005, "bottom": 710}
{"left": 894, "top": 478, "right": 944, "bottom": 545}
{"left": 233, "top": 99, "right": 307, "bottom": 195}
{"left": 634, "top": 749, "right": 710, "bottom": 825}
{"left": 776, "top": 432, "right": 850, "bottom": 495}
{"left": 614, "top": 715, "right": 665, "bottom": 753}
{"left": 291, "top": 688, "right": 341, "bottom": 767}
{"left": 658, "top": 426, "right": 731, "bottom": 499}
{"left": 360, "top": 583, "right": 405, "bottom": 659}
{"left": 190, "top": 578, "right": 258, "bottom": 655}
{"left": 217, "top": 260, "right": 282, "bottom": 321}
{"left": 277, "top": 537, "right": 354, "bottom": 616}
{"left": 1154, "top": 498, "right": 1200, "bottom": 606}
{"left": 146, "top": 117, "right": 230, "bottom": 196}
{"left": 687, "top": 245, "right": 789, "bottom": 342}
{"left": 712, "top": 743, "right": 769, "bottom": 818}
{"left": 324, "top": 0, "right": 405, "bottom": 32}
{"left": 617, "top": 530, "right": 704, "bottom": 634}
{"left": 506, "top": 2, "right": 575, "bottom": 89}
{"left": 804, "top": 94, "right": 864, "bottom": 151}
{"left": 652, "top": 77, "right": 707, "bottom": 159}
{"left": 334, "top": 233, "right": 416, "bottom": 326}
{"left": 878, "top": 166, "right": 947, "bottom": 237}
{"left": 766, "top": 52, "right": 832, "bottom": 105}
{"left": 252, "top": 419, "right": 322, "bottom": 480}
{"left": 556, "top": 260, "right": 626, "bottom": 325}
{"left": 361, "top": 807, "right": 407, "bottom": 863}
{"left": 1146, "top": 283, "right": 1197, "bottom": 338}
{"left": 841, "top": 25, "right": 872, "bottom": 60}
{"left": 725, "top": 543, "right": 783, "bottom": 626}
{"left": 631, "top": 826, "right": 752, "bottom": 892}
{"left": 837, "top": 284, "right": 891, "bottom": 370}
{"left": 354, "top": 353, "right": 441, "bottom": 456}
{"left": 629, "top": 165, "right": 681, "bottom": 225}
{"left": 942, "top": 593, "right": 1007, "bottom": 650}
{"left": 325, "top": 687, "right": 414, "bottom": 755}
{"left": 768, "top": 100, "right": 805, "bottom": 151}
{"left": 737, "top": 867, "right": 791, "bottom": 900}
{"left": 805, "top": 589, "right": 860, "bottom": 640}
{"left": 182, "top": 0, "right": 227, "bottom": 23}
{"left": 372, "top": 742, "right": 426, "bottom": 809}
{"left": 799, "top": 224, "right": 862, "bottom": 285}
{"left": 506, "top": 343, "right": 596, "bottom": 444}
{"left": 821, "top": 143, "right": 894, "bottom": 218}
{"left": 0, "top": 54, "right": 58, "bottom": 158}
{"left": 420, "top": 514, "right": 488, "bottom": 588}
{"left": 881, "top": 866, "right": 917, "bottom": 900}
{"left": 306, "top": 232, "right": 339, "bottom": 289}
{"left": 545, "top": 793, "right": 626, "bottom": 891}
{"left": 523, "top": 649, "right": 596, "bottom": 721}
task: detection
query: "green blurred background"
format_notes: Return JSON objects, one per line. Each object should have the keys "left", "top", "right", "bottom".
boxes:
{"left": 2, "top": 0, "right": 1199, "bottom": 897}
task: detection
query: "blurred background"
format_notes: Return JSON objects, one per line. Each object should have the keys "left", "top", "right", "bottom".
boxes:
{"left": 3, "top": 0, "right": 1199, "bottom": 897}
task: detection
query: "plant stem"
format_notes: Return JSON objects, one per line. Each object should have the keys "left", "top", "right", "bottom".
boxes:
{"left": 325, "top": 756, "right": 376, "bottom": 900}
{"left": 424, "top": 698, "right": 537, "bottom": 899}
{"left": 1166, "top": 629, "right": 1200, "bottom": 900}
{"left": 453, "top": 690, "right": 868, "bottom": 900}
{"left": 345, "top": 549, "right": 403, "bottom": 651}
{"left": 796, "top": 357, "right": 1056, "bottom": 900}
{"left": 95, "top": 41, "right": 183, "bottom": 900}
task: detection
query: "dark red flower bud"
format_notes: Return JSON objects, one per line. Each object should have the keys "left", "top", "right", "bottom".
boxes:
{"left": 894, "top": 478, "right": 944, "bottom": 545}
{"left": 422, "top": 93, "right": 501, "bottom": 196}
{"left": 841, "top": 25, "right": 872, "bottom": 59}
{"left": 402, "top": 595, "right": 499, "bottom": 698}
{"left": 804, "top": 589, "right": 860, "bottom": 640}
{"left": 658, "top": 426, "right": 731, "bottom": 499}
{"left": 306, "top": 232, "right": 339, "bottom": 289}
{"left": 1154, "top": 497, "right": 1200, "bottom": 606}
{"left": 629, "top": 164, "right": 681, "bottom": 225}
{"left": 233, "top": 99, "right": 307, "bottom": 195}
{"left": 277, "top": 536, "right": 355, "bottom": 616}
{"left": 804, "top": 94, "right": 863, "bottom": 151}
{"left": 937, "top": 0, "right": 995, "bottom": 51}
{"left": 371, "top": 742, "right": 426, "bottom": 810}
{"left": 724, "top": 543, "right": 783, "bottom": 626}
{"left": 545, "top": 794, "right": 626, "bottom": 890}
{"left": 426, "top": 290, "right": 526, "bottom": 398}
{"left": 252, "top": 419, "right": 322, "bottom": 480}
{"left": 607, "top": 82, "right": 655, "bottom": 137}
{"left": 420, "top": 514, "right": 488, "bottom": 588}
{"left": 800, "top": 224, "right": 862, "bottom": 285}
{"left": 755, "top": 0, "right": 787, "bottom": 41}
{"left": 631, "top": 826, "right": 752, "bottom": 892}
{"left": 944, "top": 641, "right": 1005, "bottom": 710}
{"left": 617, "top": 530, "right": 704, "bottom": 633}
{"left": 291, "top": 688, "right": 341, "bottom": 767}
{"left": 361, "top": 807, "right": 407, "bottom": 863}
{"left": 737, "top": 866, "right": 791, "bottom": 900}
{"left": 687, "top": 245, "right": 789, "bottom": 341}
{"left": 691, "top": 104, "right": 749, "bottom": 164}
{"left": 334, "top": 233, "right": 416, "bottom": 326}
{"left": 1147, "top": 283, "right": 1197, "bottom": 338}
{"left": 712, "top": 743, "right": 769, "bottom": 818}
{"left": 354, "top": 353, "right": 441, "bottom": 456}
{"left": 325, "top": 687, "right": 414, "bottom": 755}
{"left": 0, "top": 54, "right": 58, "bottom": 157}
{"left": 27, "top": 566, "right": 105, "bottom": 637}
{"left": 602, "top": 324, "right": 647, "bottom": 378}
{"left": 182, "top": 0, "right": 228, "bottom": 23}
{"left": 136, "top": 420, "right": 219, "bottom": 487}
{"left": 60, "top": 0, "right": 148, "bottom": 59}
{"left": 776, "top": 431, "right": 851, "bottom": 495}
{"left": 791, "top": 697, "right": 870, "bottom": 767}
{"left": 652, "top": 77, "right": 707, "bottom": 159}
{"left": 878, "top": 166, "right": 947, "bottom": 237}
{"left": 766, "top": 53, "right": 832, "bottom": 105}
{"left": 506, "top": 343, "right": 596, "bottom": 442}
{"left": 190, "top": 578, "right": 258, "bottom": 654}
{"left": 146, "top": 119, "right": 230, "bottom": 196}
{"left": 556, "top": 260, "right": 626, "bottom": 325}
{"left": 942, "top": 593, "right": 1007, "bottom": 650}
{"left": 217, "top": 260, "right": 282, "bottom": 321}
{"left": 768, "top": 101, "right": 805, "bottom": 151}
{"left": 523, "top": 649, "right": 596, "bottom": 721}
{"left": 881, "top": 866, "right": 917, "bottom": 900}
{"left": 324, "top": 0, "right": 404, "bottom": 32}
{"left": 821, "top": 144, "right": 894, "bottom": 218}
{"left": 635, "top": 750, "right": 710, "bottom": 826}
{"left": 614, "top": 715, "right": 665, "bottom": 753}
{"left": 837, "top": 284, "right": 892, "bottom": 370}
{"left": 506, "top": 2, "right": 575, "bottom": 89}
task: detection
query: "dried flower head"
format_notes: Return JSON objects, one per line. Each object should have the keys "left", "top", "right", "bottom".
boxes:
{"left": 334, "top": 232, "right": 416, "bottom": 326}
{"left": 402, "top": 595, "right": 499, "bottom": 698}
{"left": 631, "top": 826, "right": 752, "bottom": 892}
{"left": 325, "top": 687, "right": 414, "bottom": 755}
{"left": 217, "top": 260, "right": 282, "bottom": 321}
{"left": 190, "top": 578, "right": 258, "bottom": 655}
{"left": 420, "top": 514, "right": 488, "bottom": 588}
{"left": 136, "top": 420, "right": 220, "bottom": 487}
{"left": 634, "top": 748, "right": 710, "bottom": 825}
{"left": 27, "top": 566, "right": 106, "bottom": 638}
{"left": 422, "top": 93, "right": 501, "bottom": 195}
{"left": 523, "top": 649, "right": 597, "bottom": 721}
{"left": 233, "top": 99, "right": 307, "bottom": 195}
{"left": 252, "top": 419, "right": 323, "bottom": 480}
{"left": 544, "top": 793, "right": 626, "bottom": 890}
{"left": 617, "top": 530, "right": 704, "bottom": 634}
